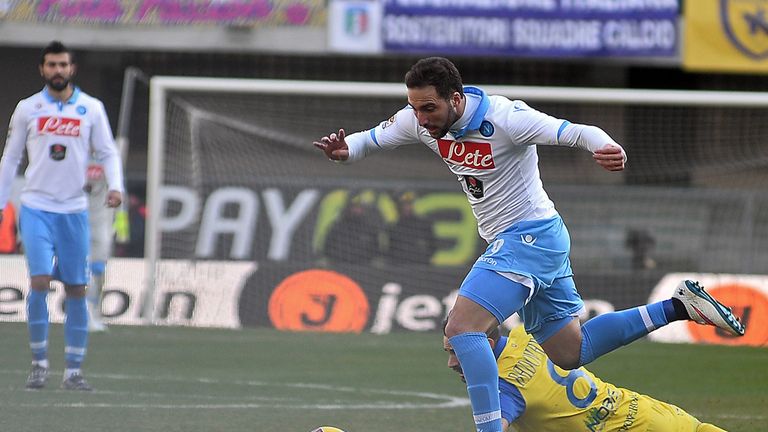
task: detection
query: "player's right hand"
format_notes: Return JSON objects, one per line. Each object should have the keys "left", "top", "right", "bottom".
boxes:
{"left": 313, "top": 128, "right": 349, "bottom": 162}
{"left": 593, "top": 144, "right": 626, "bottom": 172}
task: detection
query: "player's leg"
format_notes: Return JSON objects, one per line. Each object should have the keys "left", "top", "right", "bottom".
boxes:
{"left": 87, "top": 261, "right": 107, "bottom": 331}
{"left": 645, "top": 396, "right": 727, "bottom": 432}
{"left": 537, "top": 272, "right": 684, "bottom": 369}
{"left": 26, "top": 276, "right": 52, "bottom": 389}
{"left": 62, "top": 284, "right": 91, "bottom": 390}
{"left": 19, "top": 206, "right": 55, "bottom": 389}
{"left": 445, "top": 268, "right": 530, "bottom": 432}
{"left": 576, "top": 296, "right": 683, "bottom": 368}
{"left": 542, "top": 301, "right": 674, "bottom": 369}
{"left": 56, "top": 211, "right": 92, "bottom": 391}
{"left": 543, "top": 279, "right": 744, "bottom": 369}
{"left": 697, "top": 424, "right": 727, "bottom": 432}
{"left": 87, "top": 209, "right": 112, "bottom": 332}
{"left": 523, "top": 276, "right": 584, "bottom": 369}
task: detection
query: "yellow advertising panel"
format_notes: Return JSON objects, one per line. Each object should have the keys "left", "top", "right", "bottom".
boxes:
{"left": 684, "top": 0, "right": 768, "bottom": 73}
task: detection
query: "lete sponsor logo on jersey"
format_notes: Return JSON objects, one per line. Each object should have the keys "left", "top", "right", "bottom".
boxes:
{"left": 37, "top": 116, "right": 81, "bottom": 137}
{"left": 437, "top": 139, "right": 495, "bottom": 169}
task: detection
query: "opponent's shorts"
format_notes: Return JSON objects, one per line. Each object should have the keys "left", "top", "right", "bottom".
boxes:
{"left": 460, "top": 216, "right": 583, "bottom": 339}
{"left": 19, "top": 205, "right": 89, "bottom": 285}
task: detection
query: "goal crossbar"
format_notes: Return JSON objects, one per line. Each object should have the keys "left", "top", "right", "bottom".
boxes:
{"left": 150, "top": 77, "right": 768, "bottom": 106}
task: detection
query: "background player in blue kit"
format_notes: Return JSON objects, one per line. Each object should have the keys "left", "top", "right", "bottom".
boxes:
{"left": 0, "top": 41, "right": 124, "bottom": 391}
{"left": 314, "top": 57, "right": 745, "bottom": 432}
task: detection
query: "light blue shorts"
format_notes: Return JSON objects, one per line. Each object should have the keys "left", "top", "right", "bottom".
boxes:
{"left": 459, "top": 216, "right": 583, "bottom": 342}
{"left": 19, "top": 205, "right": 89, "bottom": 285}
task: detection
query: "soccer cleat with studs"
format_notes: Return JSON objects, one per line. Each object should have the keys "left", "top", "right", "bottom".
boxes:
{"left": 25, "top": 364, "right": 49, "bottom": 389}
{"left": 673, "top": 280, "right": 746, "bottom": 336}
{"left": 61, "top": 373, "right": 93, "bottom": 391}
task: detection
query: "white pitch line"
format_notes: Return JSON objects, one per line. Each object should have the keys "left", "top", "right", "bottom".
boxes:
{"left": 1, "top": 368, "right": 469, "bottom": 410}
{"left": 2, "top": 369, "right": 764, "bottom": 421}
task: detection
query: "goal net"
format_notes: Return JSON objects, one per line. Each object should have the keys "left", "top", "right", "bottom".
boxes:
{"left": 143, "top": 77, "right": 768, "bottom": 330}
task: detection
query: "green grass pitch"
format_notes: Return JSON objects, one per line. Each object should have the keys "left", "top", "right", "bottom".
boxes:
{"left": 0, "top": 323, "right": 765, "bottom": 432}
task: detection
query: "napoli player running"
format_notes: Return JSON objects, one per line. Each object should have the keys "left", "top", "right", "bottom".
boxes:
{"left": 314, "top": 57, "right": 745, "bottom": 432}
{"left": 0, "top": 41, "right": 124, "bottom": 390}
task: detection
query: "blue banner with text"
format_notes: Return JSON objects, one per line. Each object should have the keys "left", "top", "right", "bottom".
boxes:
{"left": 382, "top": 0, "right": 679, "bottom": 58}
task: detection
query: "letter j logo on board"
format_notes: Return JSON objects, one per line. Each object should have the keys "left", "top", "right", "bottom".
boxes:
{"left": 720, "top": 0, "right": 768, "bottom": 59}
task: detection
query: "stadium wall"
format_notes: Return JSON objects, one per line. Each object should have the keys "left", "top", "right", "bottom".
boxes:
{"left": 0, "top": 256, "right": 765, "bottom": 347}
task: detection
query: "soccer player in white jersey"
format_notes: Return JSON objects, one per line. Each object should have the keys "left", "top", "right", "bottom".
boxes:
{"left": 85, "top": 158, "right": 115, "bottom": 332}
{"left": 0, "top": 41, "right": 124, "bottom": 391}
{"left": 314, "top": 57, "right": 745, "bottom": 432}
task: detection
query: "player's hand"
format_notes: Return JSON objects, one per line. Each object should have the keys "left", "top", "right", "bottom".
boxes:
{"left": 106, "top": 190, "right": 122, "bottom": 208}
{"left": 593, "top": 144, "right": 626, "bottom": 172}
{"left": 313, "top": 128, "right": 349, "bottom": 162}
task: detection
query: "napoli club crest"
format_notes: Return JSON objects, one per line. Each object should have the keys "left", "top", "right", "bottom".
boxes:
{"left": 720, "top": 0, "right": 768, "bottom": 59}
{"left": 479, "top": 120, "right": 494, "bottom": 137}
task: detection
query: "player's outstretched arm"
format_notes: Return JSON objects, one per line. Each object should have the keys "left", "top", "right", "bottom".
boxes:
{"left": 313, "top": 128, "right": 349, "bottom": 162}
{"left": 593, "top": 143, "right": 626, "bottom": 172}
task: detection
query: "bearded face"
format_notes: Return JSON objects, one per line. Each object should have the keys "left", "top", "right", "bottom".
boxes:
{"left": 407, "top": 86, "right": 462, "bottom": 139}
{"left": 40, "top": 52, "right": 75, "bottom": 92}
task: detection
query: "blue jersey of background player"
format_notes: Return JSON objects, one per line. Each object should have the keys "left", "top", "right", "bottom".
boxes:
{"left": 313, "top": 57, "right": 745, "bottom": 432}
{"left": 0, "top": 41, "right": 124, "bottom": 391}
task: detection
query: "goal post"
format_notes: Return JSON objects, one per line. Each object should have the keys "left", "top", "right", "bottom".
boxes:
{"left": 144, "top": 77, "right": 768, "bottom": 324}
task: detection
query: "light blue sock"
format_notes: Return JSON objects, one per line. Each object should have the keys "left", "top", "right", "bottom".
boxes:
{"left": 449, "top": 332, "right": 502, "bottom": 432}
{"left": 579, "top": 301, "right": 669, "bottom": 366}
{"left": 26, "top": 289, "right": 49, "bottom": 362}
{"left": 64, "top": 297, "right": 89, "bottom": 369}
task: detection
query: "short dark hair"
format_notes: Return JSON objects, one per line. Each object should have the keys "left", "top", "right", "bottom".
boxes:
{"left": 41, "top": 41, "right": 74, "bottom": 65}
{"left": 405, "top": 57, "right": 464, "bottom": 100}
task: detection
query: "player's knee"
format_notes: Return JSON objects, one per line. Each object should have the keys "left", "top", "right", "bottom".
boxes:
{"left": 29, "top": 275, "right": 52, "bottom": 291}
{"left": 443, "top": 318, "right": 466, "bottom": 338}
{"left": 445, "top": 316, "right": 492, "bottom": 338}
{"left": 444, "top": 317, "right": 497, "bottom": 339}
{"left": 539, "top": 318, "right": 584, "bottom": 369}
{"left": 547, "top": 351, "right": 581, "bottom": 370}
{"left": 64, "top": 285, "right": 87, "bottom": 297}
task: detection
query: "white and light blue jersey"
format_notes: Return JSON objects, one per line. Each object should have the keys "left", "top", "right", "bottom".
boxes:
{"left": 344, "top": 86, "right": 620, "bottom": 242}
{"left": 0, "top": 86, "right": 123, "bottom": 213}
